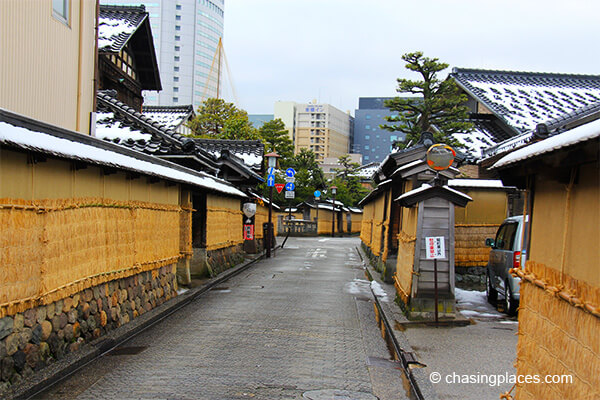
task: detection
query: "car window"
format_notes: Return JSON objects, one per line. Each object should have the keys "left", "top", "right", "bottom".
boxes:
{"left": 496, "top": 222, "right": 518, "bottom": 250}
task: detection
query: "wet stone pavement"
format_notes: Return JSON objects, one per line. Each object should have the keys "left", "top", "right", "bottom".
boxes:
{"left": 37, "top": 237, "right": 412, "bottom": 400}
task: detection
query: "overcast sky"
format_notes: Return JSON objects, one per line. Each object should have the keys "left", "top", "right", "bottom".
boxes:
{"left": 221, "top": 0, "right": 599, "bottom": 115}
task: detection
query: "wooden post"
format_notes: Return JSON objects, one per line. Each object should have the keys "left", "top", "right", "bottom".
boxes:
{"left": 434, "top": 258, "right": 439, "bottom": 323}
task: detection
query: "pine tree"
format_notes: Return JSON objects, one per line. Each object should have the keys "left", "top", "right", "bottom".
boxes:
{"left": 381, "top": 52, "right": 472, "bottom": 149}
{"left": 258, "top": 119, "right": 294, "bottom": 160}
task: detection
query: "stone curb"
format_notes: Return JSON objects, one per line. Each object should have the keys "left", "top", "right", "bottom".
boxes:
{"left": 355, "top": 246, "right": 438, "bottom": 400}
{"left": 9, "top": 248, "right": 278, "bottom": 400}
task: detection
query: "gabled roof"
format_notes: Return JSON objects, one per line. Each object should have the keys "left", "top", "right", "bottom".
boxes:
{"left": 395, "top": 184, "right": 472, "bottom": 208}
{"left": 450, "top": 68, "right": 600, "bottom": 135}
{"left": 98, "top": 5, "right": 161, "bottom": 90}
{"left": 193, "top": 138, "right": 264, "bottom": 171}
{"left": 0, "top": 107, "right": 246, "bottom": 198}
{"left": 142, "top": 105, "right": 195, "bottom": 132}
{"left": 98, "top": 5, "right": 147, "bottom": 52}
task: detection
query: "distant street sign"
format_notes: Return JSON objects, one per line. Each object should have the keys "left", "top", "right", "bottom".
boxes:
{"left": 285, "top": 191, "right": 295, "bottom": 199}
{"left": 286, "top": 168, "right": 296, "bottom": 177}
{"left": 268, "top": 167, "right": 276, "bottom": 175}
{"left": 285, "top": 182, "right": 295, "bottom": 191}
{"left": 275, "top": 183, "right": 285, "bottom": 194}
{"left": 425, "top": 236, "right": 446, "bottom": 259}
{"left": 314, "top": 190, "right": 321, "bottom": 198}
{"left": 285, "top": 176, "right": 295, "bottom": 183}
{"left": 267, "top": 175, "right": 275, "bottom": 187}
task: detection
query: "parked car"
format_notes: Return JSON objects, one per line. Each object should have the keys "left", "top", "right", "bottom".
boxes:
{"left": 485, "top": 216, "right": 526, "bottom": 315}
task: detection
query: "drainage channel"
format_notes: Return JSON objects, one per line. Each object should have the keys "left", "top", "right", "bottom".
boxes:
{"left": 356, "top": 247, "right": 424, "bottom": 400}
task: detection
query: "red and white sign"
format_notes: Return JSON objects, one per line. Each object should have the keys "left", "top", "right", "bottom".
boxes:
{"left": 275, "top": 183, "right": 285, "bottom": 194}
{"left": 243, "top": 224, "right": 254, "bottom": 240}
{"left": 425, "top": 236, "right": 445, "bottom": 259}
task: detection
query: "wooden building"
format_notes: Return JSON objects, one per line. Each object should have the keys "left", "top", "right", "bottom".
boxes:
{"left": 0, "top": 108, "right": 247, "bottom": 386}
{"left": 97, "top": 5, "right": 161, "bottom": 111}
{"left": 490, "top": 103, "right": 600, "bottom": 400}
{"left": 0, "top": 0, "right": 96, "bottom": 134}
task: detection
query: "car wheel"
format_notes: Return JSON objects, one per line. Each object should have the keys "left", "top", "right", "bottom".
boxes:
{"left": 486, "top": 272, "right": 497, "bottom": 304}
{"left": 504, "top": 281, "right": 518, "bottom": 316}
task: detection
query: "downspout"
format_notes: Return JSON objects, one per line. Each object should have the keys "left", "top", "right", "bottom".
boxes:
{"left": 559, "top": 168, "right": 577, "bottom": 286}
{"left": 75, "top": 0, "right": 84, "bottom": 132}
{"left": 90, "top": 0, "right": 100, "bottom": 136}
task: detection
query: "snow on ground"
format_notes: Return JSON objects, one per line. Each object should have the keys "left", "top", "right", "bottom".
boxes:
{"left": 455, "top": 288, "right": 504, "bottom": 320}
{"left": 370, "top": 280, "right": 389, "bottom": 302}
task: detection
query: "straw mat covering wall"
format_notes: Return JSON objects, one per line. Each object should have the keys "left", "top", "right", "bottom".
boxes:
{"left": 512, "top": 261, "right": 600, "bottom": 400}
{"left": 455, "top": 224, "right": 499, "bottom": 267}
{"left": 0, "top": 197, "right": 181, "bottom": 318}
{"left": 205, "top": 194, "right": 243, "bottom": 251}
{"left": 254, "top": 204, "right": 278, "bottom": 239}
{"left": 394, "top": 231, "right": 416, "bottom": 304}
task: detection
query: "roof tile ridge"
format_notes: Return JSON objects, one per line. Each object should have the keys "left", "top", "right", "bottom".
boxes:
{"left": 451, "top": 67, "right": 600, "bottom": 80}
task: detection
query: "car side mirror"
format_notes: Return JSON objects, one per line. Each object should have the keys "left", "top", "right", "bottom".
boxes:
{"left": 485, "top": 238, "right": 495, "bottom": 247}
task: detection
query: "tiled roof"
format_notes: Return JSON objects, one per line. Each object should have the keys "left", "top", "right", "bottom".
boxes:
{"left": 451, "top": 68, "right": 600, "bottom": 134}
{"left": 98, "top": 5, "right": 147, "bottom": 53}
{"left": 193, "top": 138, "right": 264, "bottom": 170}
{"left": 142, "top": 105, "right": 195, "bottom": 132}
{"left": 96, "top": 91, "right": 219, "bottom": 172}
{"left": 482, "top": 99, "right": 600, "bottom": 160}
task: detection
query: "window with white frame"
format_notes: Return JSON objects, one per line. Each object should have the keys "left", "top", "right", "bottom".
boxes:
{"left": 52, "top": 0, "right": 69, "bottom": 25}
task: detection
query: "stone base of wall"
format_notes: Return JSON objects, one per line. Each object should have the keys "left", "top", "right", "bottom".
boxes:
{"left": 189, "top": 244, "right": 246, "bottom": 279}
{"left": 455, "top": 266, "right": 486, "bottom": 291}
{"left": 0, "top": 265, "right": 177, "bottom": 389}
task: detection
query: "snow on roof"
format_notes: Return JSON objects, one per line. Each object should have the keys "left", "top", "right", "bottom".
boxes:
{"left": 493, "top": 118, "right": 600, "bottom": 169}
{"left": 448, "top": 179, "right": 506, "bottom": 188}
{"left": 142, "top": 110, "right": 188, "bottom": 131}
{"left": 396, "top": 184, "right": 433, "bottom": 201}
{"left": 452, "top": 69, "right": 600, "bottom": 133}
{"left": 0, "top": 121, "right": 246, "bottom": 198}
{"left": 348, "top": 207, "right": 363, "bottom": 213}
{"left": 392, "top": 159, "right": 424, "bottom": 175}
{"left": 453, "top": 128, "right": 496, "bottom": 159}
{"left": 395, "top": 183, "right": 473, "bottom": 202}
{"left": 95, "top": 112, "right": 153, "bottom": 142}
{"left": 98, "top": 6, "right": 146, "bottom": 52}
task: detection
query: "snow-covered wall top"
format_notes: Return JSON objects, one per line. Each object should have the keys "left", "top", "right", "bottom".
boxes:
{"left": 0, "top": 121, "right": 246, "bottom": 198}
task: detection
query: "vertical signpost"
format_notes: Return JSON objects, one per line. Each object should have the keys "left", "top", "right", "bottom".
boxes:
{"left": 314, "top": 190, "right": 321, "bottom": 234}
{"left": 265, "top": 153, "right": 279, "bottom": 258}
{"left": 426, "top": 236, "right": 445, "bottom": 323}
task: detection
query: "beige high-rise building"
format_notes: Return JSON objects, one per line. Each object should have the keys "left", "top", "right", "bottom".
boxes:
{"left": 0, "top": 0, "right": 97, "bottom": 134}
{"left": 274, "top": 101, "right": 351, "bottom": 162}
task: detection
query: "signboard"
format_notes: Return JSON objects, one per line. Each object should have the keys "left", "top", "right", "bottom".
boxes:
{"left": 426, "top": 144, "right": 456, "bottom": 171}
{"left": 275, "top": 183, "right": 285, "bottom": 194}
{"left": 285, "top": 182, "right": 295, "bottom": 191}
{"left": 285, "top": 177, "right": 295, "bottom": 183}
{"left": 243, "top": 224, "right": 254, "bottom": 240}
{"left": 285, "top": 191, "right": 295, "bottom": 199}
{"left": 266, "top": 175, "right": 275, "bottom": 187}
{"left": 314, "top": 190, "right": 321, "bottom": 198}
{"left": 286, "top": 168, "right": 296, "bottom": 177}
{"left": 242, "top": 203, "right": 256, "bottom": 218}
{"left": 268, "top": 167, "right": 276, "bottom": 175}
{"left": 425, "top": 236, "right": 446, "bottom": 259}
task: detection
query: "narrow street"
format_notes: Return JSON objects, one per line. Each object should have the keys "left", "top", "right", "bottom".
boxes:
{"left": 36, "top": 237, "right": 413, "bottom": 400}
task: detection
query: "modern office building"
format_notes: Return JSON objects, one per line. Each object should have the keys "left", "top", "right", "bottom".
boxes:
{"left": 101, "top": 0, "right": 224, "bottom": 111}
{"left": 353, "top": 97, "right": 404, "bottom": 163}
{"left": 274, "top": 101, "right": 352, "bottom": 162}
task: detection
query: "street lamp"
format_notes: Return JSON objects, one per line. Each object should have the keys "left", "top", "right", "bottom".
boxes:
{"left": 265, "top": 152, "right": 279, "bottom": 258}
{"left": 330, "top": 186, "right": 337, "bottom": 237}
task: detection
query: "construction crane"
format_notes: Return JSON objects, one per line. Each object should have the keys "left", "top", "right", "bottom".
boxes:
{"left": 201, "top": 37, "right": 238, "bottom": 104}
